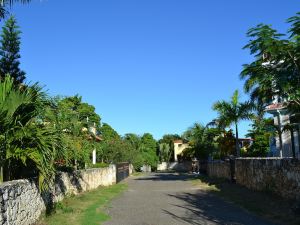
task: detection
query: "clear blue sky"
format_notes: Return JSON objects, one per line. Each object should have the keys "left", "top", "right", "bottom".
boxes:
{"left": 8, "top": 0, "right": 300, "bottom": 139}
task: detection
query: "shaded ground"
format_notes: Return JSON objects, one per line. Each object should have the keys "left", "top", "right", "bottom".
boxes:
{"left": 104, "top": 173, "right": 276, "bottom": 225}
{"left": 192, "top": 175, "right": 300, "bottom": 225}
{"left": 37, "top": 183, "right": 127, "bottom": 225}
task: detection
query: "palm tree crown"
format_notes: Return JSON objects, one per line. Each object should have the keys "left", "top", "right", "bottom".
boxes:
{"left": 213, "top": 90, "right": 253, "bottom": 157}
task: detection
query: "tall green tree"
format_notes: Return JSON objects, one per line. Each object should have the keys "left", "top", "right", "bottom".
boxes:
{"left": 158, "top": 143, "right": 171, "bottom": 162}
{"left": 240, "top": 24, "right": 285, "bottom": 108}
{"left": 246, "top": 117, "right": 274, "bottom": 157}
{"left": 100, "top": 123, "right": 120, "bottom": 141}
{"left": 140, "top": 133, "right": 158, "bottom": 168}
{"left": 158, "top": 134, "right": 180, "bottom": 161}
{"left": 53, "top": 95, "right": 101, "bottom": 169}
{"left": 241, "top": 13, "right": 300, "bottom": 112}
{"left": 213, "top": 90, "right": 253, "bottom": 157}
{"left": 0, "top": 15, "right": 25, "bottom": 84}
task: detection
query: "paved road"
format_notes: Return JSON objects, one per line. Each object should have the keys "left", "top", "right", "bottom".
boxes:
{"left": 104, "top": 173, "right": 276, "bottom": 225}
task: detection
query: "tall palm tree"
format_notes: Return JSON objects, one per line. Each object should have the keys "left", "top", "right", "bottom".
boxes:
{"left": 213, "top": 90, "right": 253, "bottom": 157}
{"left": 0, "top": 0, "right": 31, "bottom": 19}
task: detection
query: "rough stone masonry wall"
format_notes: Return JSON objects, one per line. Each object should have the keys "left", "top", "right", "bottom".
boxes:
{"left": 235, "top": 158, "right": 300, "bottom": 200}
{"left": 207, "top": 161, "right": 231, "bottom": 180}
{"left": 54, "top": 165, "right": 116, "bottom": 202}
{"left": 0, "top": 165, "right": 117, "bottom": 225}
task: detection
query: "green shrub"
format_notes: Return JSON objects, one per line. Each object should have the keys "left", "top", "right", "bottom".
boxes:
{"left": 88, "top": 162, "right": 109, "bottom": 169}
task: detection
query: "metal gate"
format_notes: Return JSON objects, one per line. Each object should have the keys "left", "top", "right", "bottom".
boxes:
{"left": 116, "top": 162, "right": 129, "bottom": 183}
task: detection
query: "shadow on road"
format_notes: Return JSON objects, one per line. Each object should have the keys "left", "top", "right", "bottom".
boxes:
{"left": 163, "top": 191, "right": 273, "bottom": 225}
{"left": 134, "top": 172, "right": 197, "bottom": 182}
{"left": 136, "top": 173, "right": 299, "bottom": 225}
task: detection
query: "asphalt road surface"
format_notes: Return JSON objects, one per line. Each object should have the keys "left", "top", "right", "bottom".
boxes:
{"left": 104, "top": 173, "right": 276, "bottom": 225}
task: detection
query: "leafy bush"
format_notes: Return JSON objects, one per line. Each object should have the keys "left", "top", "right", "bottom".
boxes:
{"left": 88, "top": 162, "right": 109, "bottom": 169}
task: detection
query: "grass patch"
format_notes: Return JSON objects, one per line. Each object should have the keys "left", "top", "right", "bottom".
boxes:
{"left": 38, "top": 183, "right": 127, "bottom": 225}
{"left": 132, "top": 172, "right": 147, "bottom": 176}
{"left": 191, "top": 175, "right": 300, "bottom": 225}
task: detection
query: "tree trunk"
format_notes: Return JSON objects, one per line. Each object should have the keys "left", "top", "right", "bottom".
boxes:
{"left": 0, "top": 166, "right": 3, "bottom": 183}
{"left": 297, "top": 126, "right": 300, "bottom": 158}
{"left": 278, "top": 130, "right": 283, "bottom": 158}
{"left": 235, "top": 123, "right": 240, "bottom": 157}
{"left": 277, "top": 114, "right": 283, "bottom": 158}
{"left": 291, "top": 129, "right": 296, "bottom": 158}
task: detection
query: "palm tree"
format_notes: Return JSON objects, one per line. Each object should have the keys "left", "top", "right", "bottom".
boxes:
{"left": 182, "top": 123, "right": 217, "bottom": 159}
{"left": 0, "top": 75, "right": 60, "bottom": 190}
{"left": 213, "top": 90, "right": 253, "bottom": 157}
{"left": 0, "top": 0, "right": 31, "bottom": 19}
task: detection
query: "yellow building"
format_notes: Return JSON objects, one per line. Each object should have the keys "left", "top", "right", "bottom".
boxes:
{"left": 173, "top": 140, "right": 189, "bottom": 161}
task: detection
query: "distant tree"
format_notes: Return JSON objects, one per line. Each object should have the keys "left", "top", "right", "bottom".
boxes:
{"left": 48, "top": 95, "right": 101, "bottom": 169}
{"left": 246, "top": 107, "right": 275, "bottom": 157}
{"left": 182, "top": 123, "right": 218, "bottom": 160}
{"left": 141, "top": 133, "right": 156, "bottom": 152}
{"left": 0, "top": 15, "right": 25, "bottom": 85}
{"left": 159, "top": 143, "right": 171, "bottom": 162}
{"left": 217, "top": 130, "right": 236, "bottom": 158}
{"left": 140, "top": 133, "right": 158, "bottom": 168}
{"left": 158, "top": 134, "right": 181, "bottom": 160}
{"left": 158, "top": 134, "right": 181, "bottom": 144}
{"left": 100, "top": 123, "right": 120, "bottom": 141}
{"left": 58, "top": 95, "right": 101, "bottom": 128}
{"left": 123, "top": 133, "right": 141, "bottom": 150}
{"left": 213, "top": 90, "right": 253, "bottom": 157}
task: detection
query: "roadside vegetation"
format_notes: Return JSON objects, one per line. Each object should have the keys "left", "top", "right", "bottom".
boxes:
{"left": 38, "top": 183, "right": 127, "bottom": 225}
{"left": 0, "top": 4, "right": 299, "bottom": 225}
{"left": 168, "top": 12, "right": 300, "bottom": 162}
{"left": 0, "top": 13, "right": 158, "bottom": 190}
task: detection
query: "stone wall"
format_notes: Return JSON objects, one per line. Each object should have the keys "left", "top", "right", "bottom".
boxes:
{"left": 169, "top": 161, "right": 192, "bottom": 172}
{"left": 207, "top": 161, "right": 231, "bottom": 180}
{"left": 207, "top": 158, "right": 300, "bottom": 200}
{"left": 53, "top": 165, "right": 116, "bottom": 202}
{"left": 0, "top": 165, "right": 117, "bottom": 225}
{"left": 0, "top": 180, "right": 46, "bottom": 225}
{"left": 129, "top": 164, "right": 134, "bottom": 175}
{"left": 235, "top": 158, "right": 300, "bottom": 200}
{"left": 157, "top": 162, "right": 168, "bottom": 171}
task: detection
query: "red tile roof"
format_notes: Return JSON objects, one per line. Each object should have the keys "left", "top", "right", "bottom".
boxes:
{"left": 265, "top": 103, "right": 286, "bottom": 111}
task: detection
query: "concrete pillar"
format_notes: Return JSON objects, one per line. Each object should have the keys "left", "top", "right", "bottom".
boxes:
{"left": 92, "top": 149, "right": 96, "bottom": 165}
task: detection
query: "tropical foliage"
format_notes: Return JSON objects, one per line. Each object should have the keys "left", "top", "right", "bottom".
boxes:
{"left": 2, "top": 4, "right": 300, "bottom": 191}
{"left": 0, "top": 0, "right": 31, "bottom": 20}
{"left": 181, "top": 123, "right": 219, "bottom": 160}
{"left": 0, "top": 76, "right": 60, "bottom": 190}
{"left": 213, "top": 90, "right": 253, "bottom": 157}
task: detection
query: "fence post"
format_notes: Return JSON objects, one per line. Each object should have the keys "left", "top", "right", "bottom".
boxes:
{"left": 229, "top": 156, "right": 236, "bottom": 183}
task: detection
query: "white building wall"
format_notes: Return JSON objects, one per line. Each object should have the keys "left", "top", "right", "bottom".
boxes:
{"left": 174, "top": 143, "right": 189, "bottom": 161}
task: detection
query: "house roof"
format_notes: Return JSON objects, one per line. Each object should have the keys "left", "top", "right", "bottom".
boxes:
{"left": 238, "top": 138, "right": 253, "bottom": 142}
{"left": 95, "top": 135, "right": 103, "bottom": 142}
{"left": 265, "top": 103, "right": 287, "bottom": 112}
{"left": 173, "top": 140, "right": 183, "bottom": 144}
{"left": 87, "top": 135, "right": 103, "bottom": 142}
